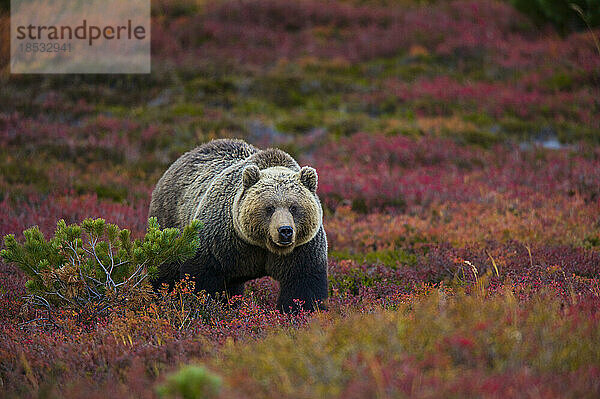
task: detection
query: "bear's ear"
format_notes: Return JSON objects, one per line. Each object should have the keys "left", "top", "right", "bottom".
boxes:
{"left": 299, "top": 166, "right": 318, "bottom": 193}
{"left": 243, "top": 165, "right": 261, "bottom": 189}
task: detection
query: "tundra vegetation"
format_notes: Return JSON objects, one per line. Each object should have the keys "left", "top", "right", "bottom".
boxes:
{"left": 0, "top": 0, "right": 599, "bottom": 397}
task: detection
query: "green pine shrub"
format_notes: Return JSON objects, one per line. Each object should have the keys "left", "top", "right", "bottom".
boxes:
{"left": 0, "top": 217, "right": 201, "bottom": 315}
{"left": 156, "top": 365, "right": 223, "bottom": 399}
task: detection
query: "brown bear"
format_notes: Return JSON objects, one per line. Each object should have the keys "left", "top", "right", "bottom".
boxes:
{"left": 149, "top": 139, "right": 328, "bottom": 312}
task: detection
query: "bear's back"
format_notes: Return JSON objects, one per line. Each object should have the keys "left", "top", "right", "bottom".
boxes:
{"left": 189, "top": 139, "right": 259, "bottom": 167}
{"left": 149, "top": 139, "right": 259, "bottom": 229}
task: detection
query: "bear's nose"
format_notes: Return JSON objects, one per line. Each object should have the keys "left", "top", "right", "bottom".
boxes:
{"left": 278, "top": 226, "right": 294, "bottom": 244}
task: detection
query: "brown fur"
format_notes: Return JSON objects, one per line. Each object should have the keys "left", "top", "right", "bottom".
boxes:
{"left": 149, "top": 139, "right": 328, "bottom": 312}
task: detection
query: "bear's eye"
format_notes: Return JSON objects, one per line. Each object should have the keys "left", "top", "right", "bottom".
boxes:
{"left": 265, "top": 206, "right": 275, "bottom": 215}
{"left": 289, "top": 205, "right": 298, "bottom": 214}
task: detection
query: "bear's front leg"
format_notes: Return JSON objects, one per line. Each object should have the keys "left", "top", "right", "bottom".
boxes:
{"left": 269, "top": 228, "right": 328, "bottom": 313}
{"left": 180, "top": 251, "right": 231, "bottom": 298}
{"left": 278, "top": 268, "right": 328, "bottom": 313}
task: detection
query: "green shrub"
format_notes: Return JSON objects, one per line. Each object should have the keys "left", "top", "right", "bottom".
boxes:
{"left": 156, "top": 365, "right": 222, "bottom": 399}
{"left": 508, "top": 0, "right": 600, "bottom": 33}
{"left": 0, "top": 217, "right": 201, "bottom": 314}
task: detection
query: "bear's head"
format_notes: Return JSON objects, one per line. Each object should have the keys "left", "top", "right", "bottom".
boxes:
{"left": 233, "top": 164, "right": 322, "bottom": 255}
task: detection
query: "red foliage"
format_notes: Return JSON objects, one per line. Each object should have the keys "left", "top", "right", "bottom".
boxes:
{"left": 312, "top": 133, "right": 600, "bottom": 210}
{"left": 1, "top": 0, "right": 600, "bottom": 396}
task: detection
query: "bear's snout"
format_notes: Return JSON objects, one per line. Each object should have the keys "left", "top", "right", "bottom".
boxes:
{"left": 269, "top": 208, "right": 296, "bottom": 252}
{"left": 278, "top": 226, "right": 294, "bottom": 244}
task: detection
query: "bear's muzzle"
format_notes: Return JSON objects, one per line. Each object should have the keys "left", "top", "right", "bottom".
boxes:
{"left": 277, "top": 225, "right": 294, "bottom": 245}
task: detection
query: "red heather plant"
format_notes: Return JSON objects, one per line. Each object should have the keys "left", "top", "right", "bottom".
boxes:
{"left": 0, "top": 194, "right": 150, "bottom": 239}
{"left": 151, "top": 0, "right": 537, "bottom": 66}
{"left": 0, "top": 217, "right": 201, "bottom": 323}
{"left": 154, "top": 275, "right": 228, "bottom": 332}
{"left": 325, "top": 193, "right": 600, "bottom": 251}
{"left": 385, "top": 76, "right": 599, "bottom": 123}
{"left": 149, "top": 0, "right": 600, "bottom": 84}
{"left": 213, "top": 290, "right": 600, "bottom": 398}
{"left": 312, "top": 133, "right": 600, "bottom": 211}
